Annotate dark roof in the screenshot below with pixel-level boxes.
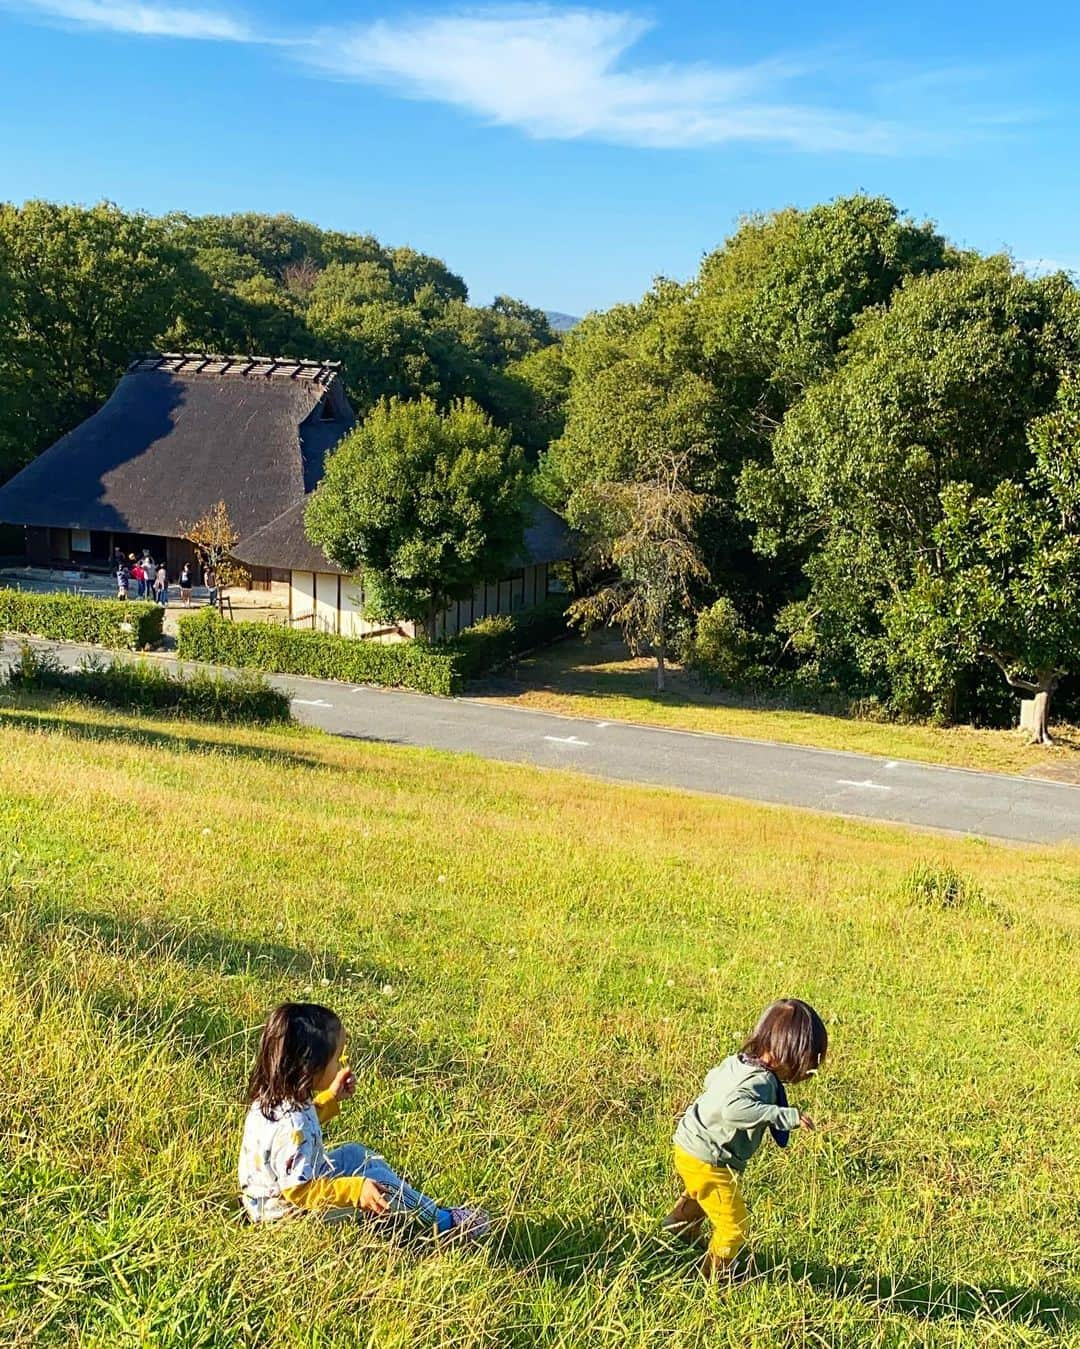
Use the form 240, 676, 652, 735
0, 352, 354, 538
232, 499, 343, 574
233, 496, 576, 574
521, 499, 577, 566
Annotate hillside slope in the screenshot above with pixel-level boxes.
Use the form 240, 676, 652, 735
3, 693, 1078, 1346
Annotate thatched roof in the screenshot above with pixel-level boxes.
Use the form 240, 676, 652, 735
522, 499, 577, 566
0, 353, 354, 538
231, 499, 342, 574
233, 496, 576, 574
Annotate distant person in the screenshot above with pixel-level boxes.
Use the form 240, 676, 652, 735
141, 550, 155, 588
153, 564, 168, 606
130, 560, 145, 599
204, 564, 218, 610
179, 562, 193, 607
664, 998, 827, 1280
238, 1002, 490, 1240
116, 563, 130, 601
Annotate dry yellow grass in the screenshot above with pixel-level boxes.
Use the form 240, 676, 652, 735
473, 632, 1080, 780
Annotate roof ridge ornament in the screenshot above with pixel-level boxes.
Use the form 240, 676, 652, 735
127, 352, 342, 384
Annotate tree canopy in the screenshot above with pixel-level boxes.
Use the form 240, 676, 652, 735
0, 202, 561, 485
538, 194, 1080, 734
304, 397, 528, 628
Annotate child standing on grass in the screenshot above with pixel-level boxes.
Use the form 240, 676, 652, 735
238, 1002, 490, 1240
665, 998, 827, 1279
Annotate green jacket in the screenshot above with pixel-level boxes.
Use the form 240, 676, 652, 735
673, 1053, 801, 1172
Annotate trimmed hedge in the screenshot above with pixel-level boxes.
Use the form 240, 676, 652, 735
6, 644, 291, 724
175, 598, 571, 695
452, 596, 570, 679
176, 608, 462, 696
0, 588, 163, 649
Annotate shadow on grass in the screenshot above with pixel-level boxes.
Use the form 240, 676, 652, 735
0, 701, 329, 771
491, 1215, 694, 1290
33, 903, 397, 986
475, 653, 856, 722
753, 1249, 1079, 1330
486, 1220, 1077, 1331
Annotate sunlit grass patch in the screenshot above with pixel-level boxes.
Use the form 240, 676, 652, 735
473, 632, 1080, 779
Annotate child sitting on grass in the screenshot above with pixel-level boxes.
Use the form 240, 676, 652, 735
238, 1002, 490, 1240
664, 997, 827, 1279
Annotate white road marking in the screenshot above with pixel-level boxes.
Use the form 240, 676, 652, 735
885, 760, 899, 769
292, 698, 333, 708
836, 778, 892, 792
595, 722, 610, 728
544, 735, 591, 747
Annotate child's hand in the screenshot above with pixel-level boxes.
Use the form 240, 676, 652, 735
329, 1067, 357, 1101
359, 1180, 390, 1216
798, 1112, 816, 1131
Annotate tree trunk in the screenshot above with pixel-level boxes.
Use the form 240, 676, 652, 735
1029, 685, 1055, 746
655, 639, 666, 693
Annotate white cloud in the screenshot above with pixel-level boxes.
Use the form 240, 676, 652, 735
15, 0, 254, 40
7, 0, 1018, 155
304, 7, 911, 153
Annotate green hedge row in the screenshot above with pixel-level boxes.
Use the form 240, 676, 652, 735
0, 588, 163, 649
6, 644, 292, 724
176, 608, 462, 695
452, 596, 570, 679
175, 598, 570, 695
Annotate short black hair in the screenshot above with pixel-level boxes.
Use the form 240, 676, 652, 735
246, 1002, 342, 1115
742, 998, 827, 1081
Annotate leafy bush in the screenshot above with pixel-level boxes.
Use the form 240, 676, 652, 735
5, 644, 291, 723
177, 608, 462, 695
0, 588, 163, 649
453, 596, 570, 679
683, 597, 760, 687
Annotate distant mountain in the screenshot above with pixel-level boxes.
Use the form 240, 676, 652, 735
545, 311, 580, 333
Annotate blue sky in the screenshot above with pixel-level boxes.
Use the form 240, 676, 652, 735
1, 1, 1078, 314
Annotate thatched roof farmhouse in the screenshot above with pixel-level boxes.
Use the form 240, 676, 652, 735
0, 352, 574, 639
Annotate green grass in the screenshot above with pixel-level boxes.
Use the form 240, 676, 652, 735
3, 690, 1080, 1347
474, 631, 1080, 780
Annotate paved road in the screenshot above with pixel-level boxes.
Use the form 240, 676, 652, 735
4, 636, 1079, 845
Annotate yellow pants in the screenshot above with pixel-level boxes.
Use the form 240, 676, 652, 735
673, 1145, 748, 1259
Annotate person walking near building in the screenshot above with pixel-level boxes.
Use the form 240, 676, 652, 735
153, 564, 168, 606
204, 564, 218, 610
179, 562, 193, 607
116, 561, 130, 601
130, 559, 145, 599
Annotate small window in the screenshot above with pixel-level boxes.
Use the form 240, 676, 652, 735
71, 529, 91, 553
319, 396, 336, 422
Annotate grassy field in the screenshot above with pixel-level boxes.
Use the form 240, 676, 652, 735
473, 631, 1080, 780
4, 691, 1080, 1347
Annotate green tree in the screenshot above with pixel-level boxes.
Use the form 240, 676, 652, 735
698, 194, 952, 408
0, 200, 189, 480
304, 397, 528, 631
507, 342, 571, 465
884, 378, 1080, 741
546, 198, 949, 625
739, 258, 1080, 711
568, 456, 707, 692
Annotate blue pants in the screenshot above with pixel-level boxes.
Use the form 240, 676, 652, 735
322, 1143, 448, 1228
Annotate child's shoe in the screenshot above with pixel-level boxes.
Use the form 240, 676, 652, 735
442, 1206, 491, 1243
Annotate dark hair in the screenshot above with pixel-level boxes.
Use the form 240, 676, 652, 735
247, 1002, 342, 1114
742, 998, 827, 1082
